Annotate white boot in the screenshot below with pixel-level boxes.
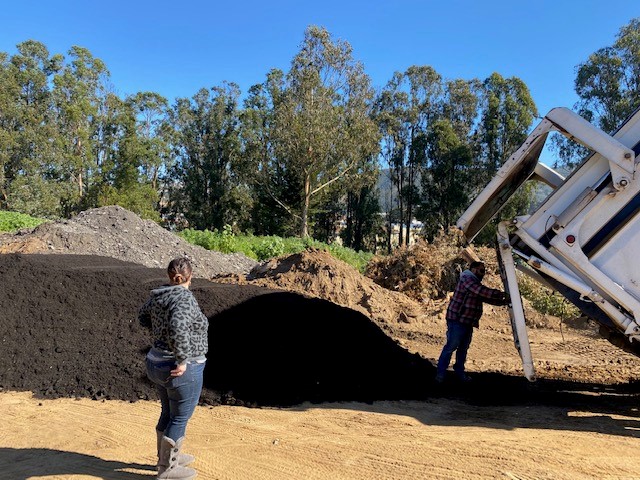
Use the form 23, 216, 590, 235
157, 436, 196, 480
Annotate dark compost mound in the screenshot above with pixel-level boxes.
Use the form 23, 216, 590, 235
0, 254, 433, 406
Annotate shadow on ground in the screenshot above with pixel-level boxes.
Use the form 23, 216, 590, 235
0, 447, 154, 479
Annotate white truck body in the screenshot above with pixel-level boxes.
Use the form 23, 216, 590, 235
457, 107, 640, 380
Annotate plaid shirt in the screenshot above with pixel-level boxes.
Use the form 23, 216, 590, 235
446, 270, 505, 328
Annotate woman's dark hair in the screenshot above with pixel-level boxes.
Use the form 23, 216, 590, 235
470, 261, 485, 270
168, 257, 193, 285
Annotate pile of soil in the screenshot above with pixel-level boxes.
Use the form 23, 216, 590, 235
0, 253, 433, 406
231, 234, 556, 331
0, 205, 257, 278
3, 205, 640, 408
366, 231, 471, 303
215, 248, 425, 326
365, 230, 566, 329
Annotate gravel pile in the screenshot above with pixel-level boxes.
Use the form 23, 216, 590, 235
1, 205, 257, 278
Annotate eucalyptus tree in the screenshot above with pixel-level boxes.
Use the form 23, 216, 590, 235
419, 119, 473, 240
575, 18, 640, 135
478, 73, 537, 182
92, 92, 125, 178
240, 70, 300, 236
441, 78, 481, 140
0, 51, 18, 206
419, 79, 479, 240
375, 65, 442, 247
126, 92, 170, 191
85, 92, 125, 208
168, 82, 244, 231
372, 83, 408, 250
472, 73, 537, 244
1, 40, 64, 216
89, 92, 166, 221
341, 155, 381, 251
52, 46, 108, 213
270, 25, 379, 238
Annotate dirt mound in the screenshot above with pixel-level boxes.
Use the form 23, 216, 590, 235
0, 205, 257, 278
366, 230, 504, 302
3, 205, 632, 411
364, 231, 567, 331
215, 248, 426, 325
0, 254, 433, 406
366, 236, 464, 304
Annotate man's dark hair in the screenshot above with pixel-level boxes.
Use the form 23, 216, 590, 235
470, 261, 485, 270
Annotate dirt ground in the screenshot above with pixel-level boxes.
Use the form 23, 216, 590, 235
3, 207, 640, 479
5, 386, 640, 480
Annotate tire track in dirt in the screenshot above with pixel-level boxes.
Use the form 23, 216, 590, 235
4, 392, 640, 479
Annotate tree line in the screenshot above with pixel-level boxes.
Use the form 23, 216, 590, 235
1, 20, 638, 252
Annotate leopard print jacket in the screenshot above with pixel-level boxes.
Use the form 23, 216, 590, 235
139, 285, 209, 363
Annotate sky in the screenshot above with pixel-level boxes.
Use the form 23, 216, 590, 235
2, 1, 639, 122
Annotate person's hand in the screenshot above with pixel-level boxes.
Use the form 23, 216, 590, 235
170, 363, 187, 377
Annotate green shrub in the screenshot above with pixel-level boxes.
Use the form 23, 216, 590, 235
518, 274, 580, 319
0, 211, 47, 232
324, 243, 373, 273
254, 236, 286, 260
178, 228, 219, 251
219, 224, 236, 254
178, 227, 372, 272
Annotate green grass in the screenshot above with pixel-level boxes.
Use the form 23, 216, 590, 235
178, 226, 373, 272
0, 211, 47, 232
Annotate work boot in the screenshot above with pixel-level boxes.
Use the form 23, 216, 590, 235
156, 429, 194, 467
157, 436, 196, 480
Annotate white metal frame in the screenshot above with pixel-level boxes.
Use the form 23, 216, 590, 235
457, 107, 640, 380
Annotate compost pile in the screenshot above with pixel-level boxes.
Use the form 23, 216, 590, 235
0, 207, 434, 406
3, 206, 638, 408
0, 253, 431, 406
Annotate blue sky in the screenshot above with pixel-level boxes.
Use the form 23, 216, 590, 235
2, 1, 639, 120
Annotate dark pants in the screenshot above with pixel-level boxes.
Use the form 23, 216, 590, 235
436, 321, 474, 379
146, 358, 205, 441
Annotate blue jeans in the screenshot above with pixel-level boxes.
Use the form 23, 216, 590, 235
436, 321, 474, 379
146, 358, 205, 441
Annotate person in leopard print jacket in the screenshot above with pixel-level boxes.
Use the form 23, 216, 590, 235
139, 257, 208, 480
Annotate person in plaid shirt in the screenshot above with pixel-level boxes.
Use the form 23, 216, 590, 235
435, 261, 507, 383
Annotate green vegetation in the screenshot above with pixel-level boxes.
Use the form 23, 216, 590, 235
518, 274, 580, 319
179, 226, 373, 272
3, 19, 637, 250
0, 211, 47, 232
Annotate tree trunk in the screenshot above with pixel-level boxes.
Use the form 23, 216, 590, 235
76, 136, 84, 198
405, 205, 412, 246
301, 173, 311, 238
